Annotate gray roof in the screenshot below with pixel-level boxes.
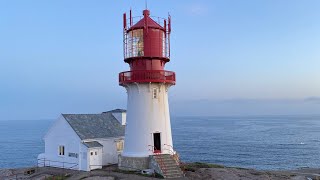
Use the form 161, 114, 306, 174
104, 109, 126, 113
83, 141, 103, 148
62, 112, 125, 140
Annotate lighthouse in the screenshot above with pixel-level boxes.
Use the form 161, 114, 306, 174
118, 9, 177, 171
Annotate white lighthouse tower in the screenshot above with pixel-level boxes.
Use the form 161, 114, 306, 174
118, 9, 176, 171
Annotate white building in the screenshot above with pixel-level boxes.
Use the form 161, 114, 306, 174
38, 109, 126, 171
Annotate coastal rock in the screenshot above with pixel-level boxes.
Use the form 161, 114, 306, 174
83, 176, 115, 180
185, 168, 295, 180
0, 169, 13, 177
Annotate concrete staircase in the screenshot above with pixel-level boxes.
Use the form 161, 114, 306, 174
153, 154, 184, 179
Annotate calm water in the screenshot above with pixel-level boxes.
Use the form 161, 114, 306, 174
1, 116, 320, 170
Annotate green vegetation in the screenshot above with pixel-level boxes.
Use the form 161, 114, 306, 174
112, 169, 138, 174
231, 166, 250, 170
45, 175, 68, 180
181, 162, 225, 172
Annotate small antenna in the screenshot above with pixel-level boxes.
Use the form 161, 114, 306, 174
145, 0, 148, 9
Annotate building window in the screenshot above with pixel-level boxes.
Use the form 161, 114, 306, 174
68, 152, 78, 158
90, 152, 93, 156
153, 88, 158, 99
116, 141, 124, 152
95, 151, 97, 155
59, 146, 65, 156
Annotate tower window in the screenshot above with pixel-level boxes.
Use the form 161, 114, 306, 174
59, 145, 65, 156
153, 88, 158, 99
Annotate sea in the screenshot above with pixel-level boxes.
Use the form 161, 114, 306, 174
1, 115, 320, 170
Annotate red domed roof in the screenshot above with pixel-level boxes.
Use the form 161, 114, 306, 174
128, 10, 164, 31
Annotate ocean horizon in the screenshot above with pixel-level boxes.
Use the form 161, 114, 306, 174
1, 115, 320, 170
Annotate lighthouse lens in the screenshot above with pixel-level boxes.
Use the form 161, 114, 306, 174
128, 29, 144, 57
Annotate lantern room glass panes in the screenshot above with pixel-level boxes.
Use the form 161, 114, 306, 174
128, 29, 144, 57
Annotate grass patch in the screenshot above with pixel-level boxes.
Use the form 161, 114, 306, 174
181, 162, 225, 172
45, 176, 68, 180
231, 167, 250, 170
112, 169, 138, 174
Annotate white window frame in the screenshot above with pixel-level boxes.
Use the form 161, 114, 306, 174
58, 145, 65, 156
116, 141, 124, 152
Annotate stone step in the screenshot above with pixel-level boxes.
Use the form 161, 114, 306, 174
152, 154, 183, 179
157, 161, 177, 165
162, 164, 179, 168
154, 157, 175, 161
158, 163, 180, 168
161, 167, 182, 171
154, 154, 172, 158
159, 164, 180, 169
154, 154, 171, 157
160, 165, 181, 170
156, 160, 175, 164
156, 159, 175, 163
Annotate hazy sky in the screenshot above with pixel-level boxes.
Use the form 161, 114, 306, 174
1, 0, 319, 120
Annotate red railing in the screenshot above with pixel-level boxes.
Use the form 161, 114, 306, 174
119, 70, 176, 85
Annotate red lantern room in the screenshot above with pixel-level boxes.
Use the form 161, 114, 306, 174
119, 9, 176, 85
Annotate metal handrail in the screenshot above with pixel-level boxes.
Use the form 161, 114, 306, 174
148, 144, 161, 153
163, 148, 180, 166
37, 158, 78, 170
119, 70, 176, 85
163, 144, 181, 166
163, 144, 175, 153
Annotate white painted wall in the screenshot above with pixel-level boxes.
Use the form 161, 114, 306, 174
79, 143, 89, 171
89, 138, 124, 165
42, 116, 83, 170
122, 83, 174, 157
112, 112, 127, 125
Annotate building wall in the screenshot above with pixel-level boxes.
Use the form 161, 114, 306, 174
112, 112, 127, 125
42, 116, 85, 170
122, 113, 127, 125
79, 143, 89, 171
93, 138, 124, 165
122, 83, 174, 157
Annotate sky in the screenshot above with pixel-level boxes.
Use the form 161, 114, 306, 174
0, 0, 320, 120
